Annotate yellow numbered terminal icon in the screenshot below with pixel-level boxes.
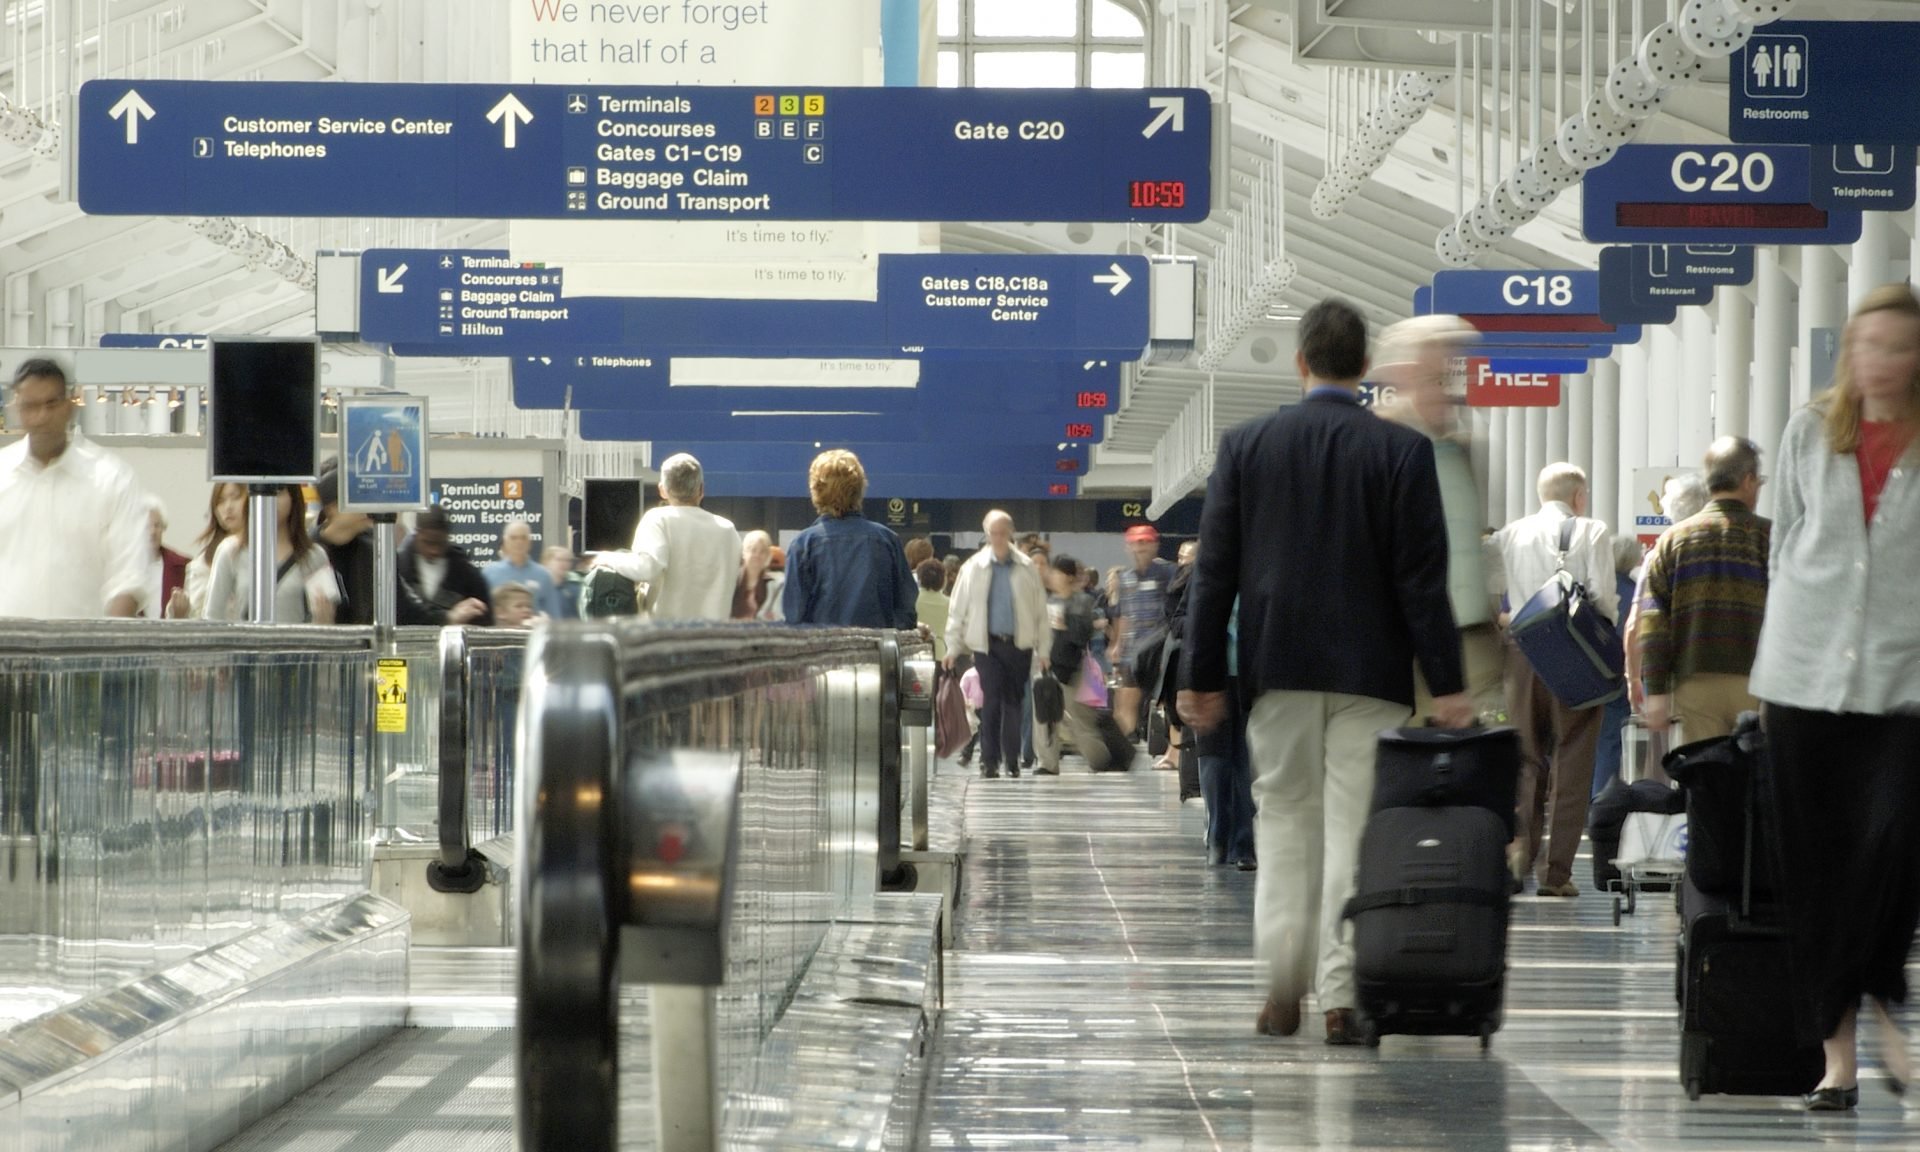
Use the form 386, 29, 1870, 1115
779, 94, 801, 117
804, 94, 826, 116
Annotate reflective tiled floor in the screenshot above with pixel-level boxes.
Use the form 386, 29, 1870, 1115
916, 754, 1918, 1151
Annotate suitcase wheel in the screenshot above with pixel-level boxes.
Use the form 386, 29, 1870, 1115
1612, 895, 1624, 926
1686, 1077, 1702, 1102
1627, 888, 1639, 915
1479, 1020, 1494, 1052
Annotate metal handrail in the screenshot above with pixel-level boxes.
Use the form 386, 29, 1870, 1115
516, 620, 928, 1152
0, 619, 375, 654
428, 626, 530, 892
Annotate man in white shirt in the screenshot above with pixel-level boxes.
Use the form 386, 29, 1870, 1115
1494, 462, 1620, 898
594, 453, 741, 621
0, 359, 150, 619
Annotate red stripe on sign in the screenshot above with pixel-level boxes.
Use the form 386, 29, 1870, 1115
1615, 203, 1828, 230
1460, 314, 1616, 334
1461, 358, 1563, 408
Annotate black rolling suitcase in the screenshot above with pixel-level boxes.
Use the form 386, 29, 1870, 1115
1346, 725, 1521, 1048
1667, 716, 1822, 1100
1345, 804, 1511, 1048
1091, 709, 1134, 771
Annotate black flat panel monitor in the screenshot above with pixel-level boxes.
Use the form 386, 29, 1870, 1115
583, 478, 644, 552
208, 338, 320, 483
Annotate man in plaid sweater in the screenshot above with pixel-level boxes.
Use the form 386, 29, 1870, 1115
1637, 437, 1772, 742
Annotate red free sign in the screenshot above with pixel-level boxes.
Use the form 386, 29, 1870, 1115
1461, 358, 1562, 408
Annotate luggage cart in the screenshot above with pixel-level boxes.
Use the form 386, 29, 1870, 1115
1610, 717, 1688, 925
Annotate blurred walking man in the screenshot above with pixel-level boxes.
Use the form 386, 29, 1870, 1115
1182, 299, 1471, 1045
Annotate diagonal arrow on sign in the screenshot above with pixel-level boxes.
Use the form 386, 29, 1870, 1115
1143, 95, 1185, 139
376, 264, 408, 293
1092, 263, 1133, 296
486, 93, 534, 149
108, 89, 155, 145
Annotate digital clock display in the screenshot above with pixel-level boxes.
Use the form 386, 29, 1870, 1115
1075, 391, 1110, 409
1129, 180, 1188, 210
1064, 422, 1095, 440
1048, 483, 1073, 496
1056, 459, 1082, 473
1615, 203, 1827, 230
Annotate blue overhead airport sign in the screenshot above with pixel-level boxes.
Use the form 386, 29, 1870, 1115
1582, 144, 1861, 245
1598, 247, 1679, 327
579, 407, 1105, 445
512, 355, 1121, 412
78, 80, 1211, 223
100, 333, 209, 349
1431, 270, 1637, 347
360, 250, 1150, 357
1433, 270, 1601, 315
1729, 22, 1920, 145
1811, 144, 1917, 213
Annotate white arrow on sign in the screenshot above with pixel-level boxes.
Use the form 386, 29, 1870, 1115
1142, 95, 1185, 139
487, 93, 534, 149
376, 264, 408, 294
1092, 263, 1133, 296
109, 89, 156, 145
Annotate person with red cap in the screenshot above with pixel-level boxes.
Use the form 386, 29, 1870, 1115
1113, 523, 1176, 745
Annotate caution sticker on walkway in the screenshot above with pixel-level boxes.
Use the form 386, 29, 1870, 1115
376, 658, 409, 734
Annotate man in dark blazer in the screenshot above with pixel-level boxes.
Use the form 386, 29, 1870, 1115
1180, 298, 1473, 1046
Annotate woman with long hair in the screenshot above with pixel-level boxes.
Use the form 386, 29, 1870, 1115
203, 484, 340, 624
1751, 282, 1920, 1111
169, 482, 248, 619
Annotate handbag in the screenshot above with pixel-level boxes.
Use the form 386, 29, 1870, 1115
934, 669, 972, 760
1508, 518, 1624, 710
1076, 654, 1108, 709
1032, 676, 1066, 726
580, 567, 640, 620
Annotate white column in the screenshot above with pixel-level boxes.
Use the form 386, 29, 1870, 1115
1618, 337, 1650, 527
1646, 323, 1682, 467
1713, 286, 1754, 441
1567, 371, 1594, 478
1546, 385, 1571, 466
1591, 358, 1621, 536
1909, 199, 1920, 285
1525, 407, 1548, 509
1798, 244, 1847, 406
1505, 407, 1528, 524
1849, 209, 1896, 310
1478, 407, 1503, 532
1752, 246, 1795, 517
1677, 305, 1716, 470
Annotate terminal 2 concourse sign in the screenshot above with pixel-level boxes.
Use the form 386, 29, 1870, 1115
77, 81, 1211, 223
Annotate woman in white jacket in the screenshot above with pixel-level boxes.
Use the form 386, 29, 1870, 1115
944, 510, 1048, 779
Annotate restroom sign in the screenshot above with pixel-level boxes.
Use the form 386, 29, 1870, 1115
1461, 358, 1561, 407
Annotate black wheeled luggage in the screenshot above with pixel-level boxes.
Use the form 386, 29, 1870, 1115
1371, 725, 1522, 837
1678, 875, 1822, 1100
1667, 714, 1821, 1100
1345, 804, 1511, 1048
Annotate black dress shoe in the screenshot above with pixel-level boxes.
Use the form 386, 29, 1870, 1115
1008, 765, 1021, 778
1803, 1086, 1859, 1112
1236, 858, 1258, 872
981, 765, 1001, 779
